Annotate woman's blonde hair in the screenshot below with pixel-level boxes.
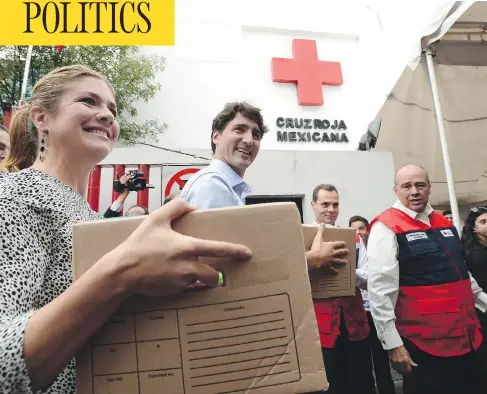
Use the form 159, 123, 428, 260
0, 65, 114, 173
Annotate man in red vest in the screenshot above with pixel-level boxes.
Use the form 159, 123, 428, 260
309, 184, 375, 394
368, 165, 487, 394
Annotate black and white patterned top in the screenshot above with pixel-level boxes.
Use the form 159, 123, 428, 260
0, 168, 102, 393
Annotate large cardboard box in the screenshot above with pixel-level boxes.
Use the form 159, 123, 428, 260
72, 203, 327, 394
302, 225, 357, 299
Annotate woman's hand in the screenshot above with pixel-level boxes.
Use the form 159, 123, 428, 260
114, 198, 253, 297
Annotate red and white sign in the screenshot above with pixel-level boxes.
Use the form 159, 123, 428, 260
163, 167, 201, 197
271, 39, 343, 107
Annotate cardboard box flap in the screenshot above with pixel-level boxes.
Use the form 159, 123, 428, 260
73, 202, 328, 393
302, 225, 356, 299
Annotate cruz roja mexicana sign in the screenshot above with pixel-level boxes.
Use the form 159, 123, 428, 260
276, 117, 349, 143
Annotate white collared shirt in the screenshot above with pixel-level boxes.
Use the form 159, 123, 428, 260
367, 200, 487, 350
109, 200, 123, 212
180, 159, 252, 209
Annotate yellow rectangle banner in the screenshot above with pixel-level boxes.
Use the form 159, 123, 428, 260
0, 0, 174, 46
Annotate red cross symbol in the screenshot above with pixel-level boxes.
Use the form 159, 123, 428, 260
271, 39, 343, 106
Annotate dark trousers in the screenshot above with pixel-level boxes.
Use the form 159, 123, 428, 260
307, 310, 376, 394
367, 312, 396, 394
477, 308, 487, 361
402, 337, 487, 394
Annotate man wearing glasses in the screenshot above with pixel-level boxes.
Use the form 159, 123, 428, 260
367, 164, 487, 394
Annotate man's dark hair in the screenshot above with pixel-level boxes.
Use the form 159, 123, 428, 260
211, 101, 268, 154
0, 124, 8, 133
349, 215, 369, 228
125, 205, 149, 216
462, 206, 487, 252
443, 209, 452, 216
312, 184, 338, 202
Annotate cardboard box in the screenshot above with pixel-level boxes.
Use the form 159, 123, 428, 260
301, 225, 357, 299
73, 203, 327, 394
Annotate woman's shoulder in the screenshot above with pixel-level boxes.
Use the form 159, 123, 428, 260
0, 169, 61, 204
0, 169, 101, 221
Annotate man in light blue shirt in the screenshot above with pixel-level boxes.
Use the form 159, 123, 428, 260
181, 102, 268, 209
180, 100, 348, 270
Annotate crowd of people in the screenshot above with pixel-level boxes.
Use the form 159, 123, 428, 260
0, 64, 486, 394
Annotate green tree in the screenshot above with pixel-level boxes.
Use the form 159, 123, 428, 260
0, 46, 166, 142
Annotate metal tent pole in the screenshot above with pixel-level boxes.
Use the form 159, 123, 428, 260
425, 47, 461, 233
20, 46, 34, 105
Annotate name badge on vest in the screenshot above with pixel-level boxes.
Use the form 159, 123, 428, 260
406, 232, 428, 242
440, 229, 454, 237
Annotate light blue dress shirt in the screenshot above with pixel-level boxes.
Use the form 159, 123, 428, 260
180, 159, 252, 209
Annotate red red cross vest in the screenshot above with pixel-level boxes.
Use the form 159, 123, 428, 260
370, 208, 482, 357
313, 233, 370, 348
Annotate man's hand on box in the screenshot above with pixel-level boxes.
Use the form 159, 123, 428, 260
306, 225, 349, 274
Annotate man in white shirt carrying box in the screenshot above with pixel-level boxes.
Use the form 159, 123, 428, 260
181, 101, 347, 280
308, 184, 375, 394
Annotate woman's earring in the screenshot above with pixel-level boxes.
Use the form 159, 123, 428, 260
39, 132, 47, 162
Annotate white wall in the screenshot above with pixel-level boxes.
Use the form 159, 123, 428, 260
127, 0, 377, 152
100, 148, 395, 224
245, 150, 396, 225
99, 1, 408, 217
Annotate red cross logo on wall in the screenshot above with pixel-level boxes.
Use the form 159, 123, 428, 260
271, 39, 343, 106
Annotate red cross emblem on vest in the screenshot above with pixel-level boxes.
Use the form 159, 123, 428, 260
271, 39, 343, 106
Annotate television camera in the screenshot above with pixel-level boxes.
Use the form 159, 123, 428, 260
113, 169, 155, 193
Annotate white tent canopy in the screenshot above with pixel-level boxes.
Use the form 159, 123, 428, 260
369, 1, 487, 228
